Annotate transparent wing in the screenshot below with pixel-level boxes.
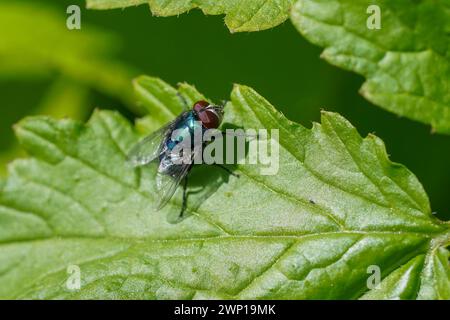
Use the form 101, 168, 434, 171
127, 120, 179, 167
156, 163, 192, 210
155, 140, 203, 210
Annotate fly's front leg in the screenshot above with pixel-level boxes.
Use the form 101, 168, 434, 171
177, 92, 189, 111
180, 175, 189, 217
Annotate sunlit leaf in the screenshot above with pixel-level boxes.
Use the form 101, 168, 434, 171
0, 76, 448, 299
291, 0, 450, 134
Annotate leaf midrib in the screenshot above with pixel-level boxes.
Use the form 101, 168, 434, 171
0, 230, 443, 247
4, 230, 443, 299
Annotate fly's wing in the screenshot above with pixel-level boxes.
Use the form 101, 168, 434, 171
127, 114, 186, 167
156, 163, 192, 210
155, 140, 202, 210
127, 125, 170, 167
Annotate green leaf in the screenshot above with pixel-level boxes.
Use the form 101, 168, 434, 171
0, 79, 89, 177
87, 0, 450, 132
0, 2, 139, 177
1, 76, 449, 299
0, 2, 137, 107
290, 0, 450, 134
86, 0, 297, 32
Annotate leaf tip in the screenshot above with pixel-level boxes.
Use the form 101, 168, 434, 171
13, 116, 36, 135
132, 74, 150, 86
319, 110, 340, 122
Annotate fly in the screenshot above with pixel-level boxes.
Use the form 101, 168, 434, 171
127, 100, 238, 217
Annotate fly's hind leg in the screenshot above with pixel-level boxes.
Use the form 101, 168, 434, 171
214, 163, 240, 178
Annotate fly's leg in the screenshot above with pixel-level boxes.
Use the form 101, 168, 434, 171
177, 92, 189, 111
180, 175, 189, 217
214, 163, 240, 178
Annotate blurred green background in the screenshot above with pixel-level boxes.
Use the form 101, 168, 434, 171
1, 0, 449, 219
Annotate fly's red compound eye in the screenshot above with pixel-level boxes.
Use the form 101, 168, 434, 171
193, 100, 210, 112
193, 100, 222, 129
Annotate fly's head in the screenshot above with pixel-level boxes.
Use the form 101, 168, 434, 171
193, 100, 224, 129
